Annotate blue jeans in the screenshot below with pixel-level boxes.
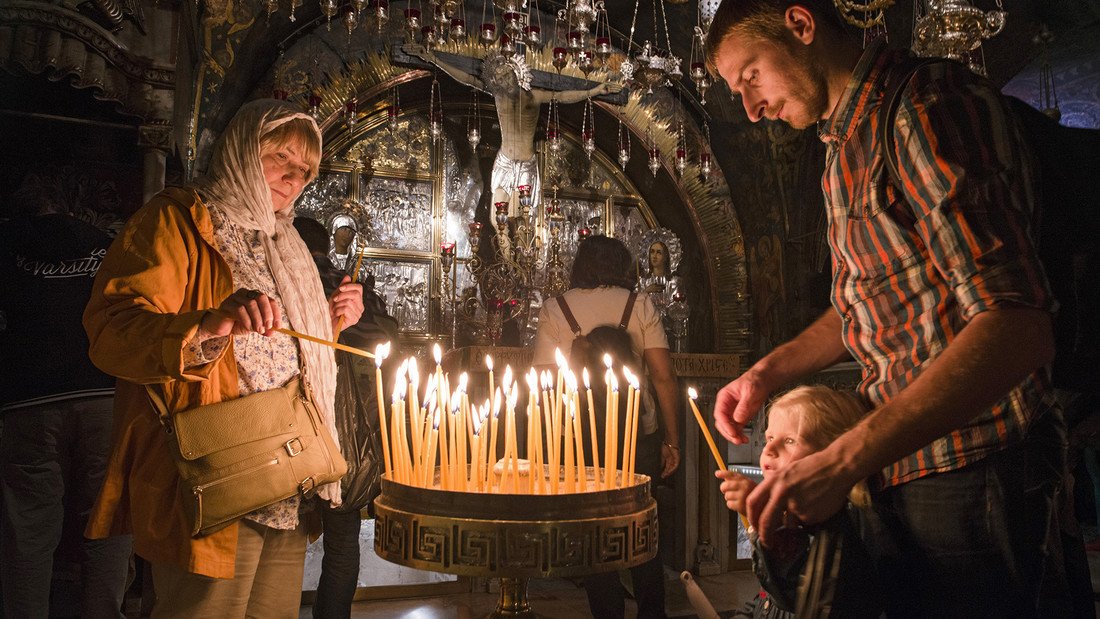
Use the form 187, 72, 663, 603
863, 410, 1067, 619
312, 503, 364, 619
0, 397, 133, 619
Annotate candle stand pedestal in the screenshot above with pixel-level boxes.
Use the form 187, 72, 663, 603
373, 470, 657, 618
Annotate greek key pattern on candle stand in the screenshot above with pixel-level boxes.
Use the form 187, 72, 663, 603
372, 499, 658, 578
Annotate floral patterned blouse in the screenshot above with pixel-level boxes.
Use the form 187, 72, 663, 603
184, 205, 304, 529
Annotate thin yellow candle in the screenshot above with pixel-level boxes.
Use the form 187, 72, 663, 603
486, 354, 495, 410
563, 393, 575, 493
526, 370, 539, 494
541, 372, 558, 495
390, 399, 405, 484
456, 375, 469, 490
610, 373, 620, 489
509, 383, 521, 493
449, 396, 462, 491
622, 367, 636, 489
424, 408, 440, 488
688, 387, 726, 472
471, 411, 482, 493
482, 400, 493, 490
408, 358, 420, 428
626, 372, 642, 485
418, 395, 436, 486
438, 386, 450, 490
374, 343, 392, 476
688, 387, 749, 531
415, 380, 436, 474
569, 375, 586, 492
489, 390, 502, 490
582, 368, 600, 492
603, 356, 614, 489
533, 395, 544, 494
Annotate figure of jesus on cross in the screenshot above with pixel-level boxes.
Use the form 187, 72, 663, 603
404, 44, 621, 225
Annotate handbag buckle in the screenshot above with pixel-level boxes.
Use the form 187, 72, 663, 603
285, 438, 304, 457
299, 477, 315, 493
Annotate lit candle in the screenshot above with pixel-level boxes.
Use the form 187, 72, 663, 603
526, 369, 539, 494
569, 372, 586, 491
626, 372, 641, 485
408, 358, 420, 427
457, 374, 469, 490
375, 343, 391, 475
424, 407, 440, 488
583, 368, 600, 492
417, 380, 436, 475
471, 406, 483, 492
438, 382, 450, 490
610, 373, 619, 489
563, 392, 575, 494
688, 387, 726, 470
486, 354, 495, 409
504, 383, 520, 493
489, 389, 501, 490
449, 395, 462, 491
622, 367, 636, 488
542, 372, 558, 495
603, 354, 615, 490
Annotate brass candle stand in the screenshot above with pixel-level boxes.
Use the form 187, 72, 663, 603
447, 186, 572, 346
373, 468, 658, 618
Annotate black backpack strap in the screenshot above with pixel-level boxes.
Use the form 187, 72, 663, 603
556, 295, 583, 337
618, 292, 637, 329
878, 58, 943, 190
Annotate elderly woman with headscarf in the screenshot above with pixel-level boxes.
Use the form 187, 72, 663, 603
82, 99, 362, 617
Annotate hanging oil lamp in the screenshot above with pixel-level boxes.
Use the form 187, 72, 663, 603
345, 99, 358, 132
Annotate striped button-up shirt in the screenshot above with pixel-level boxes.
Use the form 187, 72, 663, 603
819, 40, 1056, 487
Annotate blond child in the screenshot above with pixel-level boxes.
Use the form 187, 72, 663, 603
718, 385, 879, 618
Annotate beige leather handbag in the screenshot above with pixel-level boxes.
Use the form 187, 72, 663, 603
148, 376, 347, 537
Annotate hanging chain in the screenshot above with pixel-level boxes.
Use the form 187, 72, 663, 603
659, 0, 673, 54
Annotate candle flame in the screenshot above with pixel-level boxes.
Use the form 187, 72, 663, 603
610, 373, 619, 391
628, 374, 640, 390
432, 407, 441, 429
565, 370, 577, 392
493, 388, 503, 417
392, 379, 406, 402
603, 353, 613, 369
555, 348, 567, 368
433, 343, 442, 364
458, 372, 468, 392
409, 358, 419, 386
502, 365, 513, 388
526, 370, 538, 390
451, 391, 462, 413
583, 367, 590, 389
472, 409, 483, 434
623, 366, 634, 384
688, 387, 698, 400
374, 342, 389, 367
486, 354, 493, 371
423, 379, 437, 401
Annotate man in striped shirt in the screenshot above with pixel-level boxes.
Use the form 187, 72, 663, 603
704, 0, 1066, 616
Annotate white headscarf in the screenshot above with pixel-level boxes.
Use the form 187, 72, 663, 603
195, 99, 342, 505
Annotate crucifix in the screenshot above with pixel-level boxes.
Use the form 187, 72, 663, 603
396, 45, 625, 231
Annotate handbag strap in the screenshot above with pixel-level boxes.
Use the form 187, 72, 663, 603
144, 371, 311, 434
